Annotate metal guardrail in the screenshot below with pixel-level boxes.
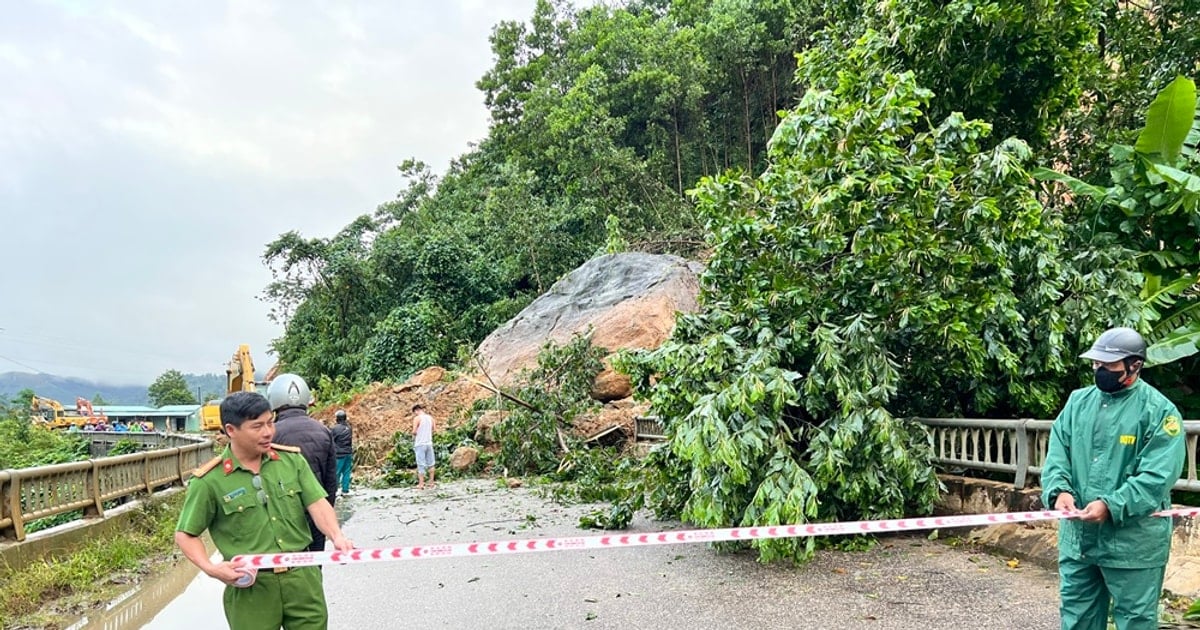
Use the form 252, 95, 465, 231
0, 432, 215, 541
915, 418, 1200, 492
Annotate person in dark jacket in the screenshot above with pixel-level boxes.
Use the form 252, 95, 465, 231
265, 373, 338, 552
331, 410, 353, 495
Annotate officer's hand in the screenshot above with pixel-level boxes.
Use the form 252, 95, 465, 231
1054, 492, 1078, 513
332, 535, 355, 552
208, 561, 245, 585
1077, 500, 1110, 523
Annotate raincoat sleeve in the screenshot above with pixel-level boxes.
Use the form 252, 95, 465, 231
1100, 403, 1186, 526
1040, 392, 1078, 508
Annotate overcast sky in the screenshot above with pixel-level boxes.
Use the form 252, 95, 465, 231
0, 0, 539, 385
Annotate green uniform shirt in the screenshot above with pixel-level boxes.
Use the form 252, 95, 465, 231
177, 445, 327, 559
1041, 379, 1185, 568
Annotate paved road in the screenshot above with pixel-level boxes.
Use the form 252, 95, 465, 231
323, 479, 1061, 630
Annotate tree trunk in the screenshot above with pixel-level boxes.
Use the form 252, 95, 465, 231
741, 67, 753, 171
673, 113, 683, 196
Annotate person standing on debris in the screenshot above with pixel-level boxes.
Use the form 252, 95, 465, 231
331, 410, 353, 495
412, 404, 436, 489
175, 391, 354, 629
267, 374, 339, 552
1041, 327, 1185, 630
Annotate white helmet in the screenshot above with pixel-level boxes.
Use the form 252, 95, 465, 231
266, 373, 312, 410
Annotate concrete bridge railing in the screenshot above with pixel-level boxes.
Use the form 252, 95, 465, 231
0, 432, 215, 541
914, 418, 1200, 492
634, 415, 1200, 493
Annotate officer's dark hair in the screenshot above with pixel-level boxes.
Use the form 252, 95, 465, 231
412, 404, 424, 412
220, 392, 273, 429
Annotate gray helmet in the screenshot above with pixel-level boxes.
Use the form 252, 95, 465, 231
1079, 327, 1147, 363
266, 373, 312, 410
335, 409, 347, 421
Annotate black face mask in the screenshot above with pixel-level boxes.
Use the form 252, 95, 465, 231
1094, 366, 1126, 392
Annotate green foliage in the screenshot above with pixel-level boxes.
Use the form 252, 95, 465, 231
1035, 76, 1200, 412
551, 448, 645, 530
1185, 597, 1200, 622
1056, 0, 1200, 178
860, 0, 1102, 149
106, 439, 142, 457
0, 420, 88, 469
312, 374, 364, 409
1136, 76, 1197, 162
362, 301, 456, 383
619, 31, 1133, 563
251, 0, 1200, 469
491, 332, 605, 476
602, 214, 627, 255
146, 369, 197, 407
263, 0, 824, 386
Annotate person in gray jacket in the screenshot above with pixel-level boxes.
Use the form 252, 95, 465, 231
331, 410, 354, 495
266, 373, 338, 552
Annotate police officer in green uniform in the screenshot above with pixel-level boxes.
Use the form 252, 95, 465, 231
1041, 327, 1186, 630
175, 391, 354, 630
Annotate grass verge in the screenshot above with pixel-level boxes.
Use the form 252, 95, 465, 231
0, 492, 183, 629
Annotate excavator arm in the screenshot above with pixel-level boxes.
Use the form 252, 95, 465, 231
201, 344, 264, 431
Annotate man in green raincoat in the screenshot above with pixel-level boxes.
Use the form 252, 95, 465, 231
1041, 327, 1186, 630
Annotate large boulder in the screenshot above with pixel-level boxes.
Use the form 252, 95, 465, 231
449, 446, 480, 472
474, 410, 509, 444
591, 365, 632, 402
475, 253, 703, 386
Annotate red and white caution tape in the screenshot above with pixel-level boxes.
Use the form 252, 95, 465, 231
233, 507, 1200, 570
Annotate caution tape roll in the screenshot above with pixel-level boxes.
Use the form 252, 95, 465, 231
233, 507, 1200, 569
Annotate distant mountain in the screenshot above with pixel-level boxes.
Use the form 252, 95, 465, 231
183, 373, 229, 402
0, 372, 149, 405
0, 371, 231, 406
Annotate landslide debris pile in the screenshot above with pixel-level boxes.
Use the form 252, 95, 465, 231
312, 252, 703, 466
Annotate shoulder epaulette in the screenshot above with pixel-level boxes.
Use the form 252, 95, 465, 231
271, 443, 302, 453
193, 456, 222, 478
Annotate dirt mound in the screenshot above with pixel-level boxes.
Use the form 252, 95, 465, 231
312, 367, 492, 466
311, 254, 703, 468
569, 399, 650, 444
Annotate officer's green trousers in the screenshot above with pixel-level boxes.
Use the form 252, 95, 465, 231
1058, 558, 1163, 630
223, 566, 327, 630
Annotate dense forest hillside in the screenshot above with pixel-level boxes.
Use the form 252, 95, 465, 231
263, 0, 1198, 415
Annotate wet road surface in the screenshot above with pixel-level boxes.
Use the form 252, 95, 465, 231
129, 478, 1061, 629
324, 480, 1060, 629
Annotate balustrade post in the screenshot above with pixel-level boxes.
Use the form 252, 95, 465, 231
0, 472, 9, 540
1014, 419, 1030, 489
5, 473, 26, 541
176, 447, 186, 485
84, 460, 104, 519
142, 452, 151, 494
1188, 434, 1198, 489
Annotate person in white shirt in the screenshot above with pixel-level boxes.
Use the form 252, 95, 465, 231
411, 404, 436, 489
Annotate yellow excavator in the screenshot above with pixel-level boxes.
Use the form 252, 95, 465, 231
31, 396, 108, 429
199, 344, 264, 431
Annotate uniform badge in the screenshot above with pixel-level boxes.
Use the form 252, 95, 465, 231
1119, 434, 1136, 445
223, 487, 247, 502
1164, 415, 1181, 437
